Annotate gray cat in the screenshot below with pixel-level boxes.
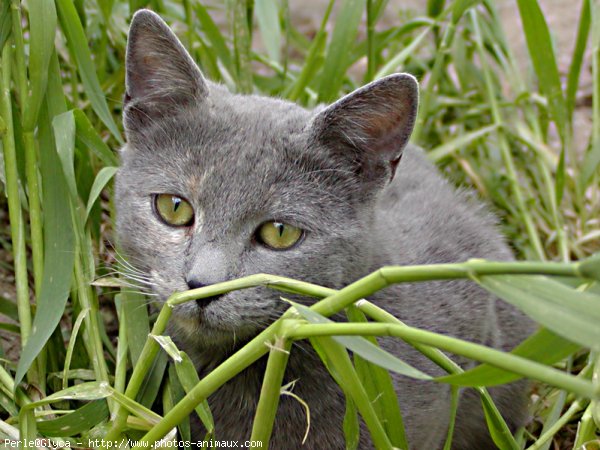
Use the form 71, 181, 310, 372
116, 9, 534, 450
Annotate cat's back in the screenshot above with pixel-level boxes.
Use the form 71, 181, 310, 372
375, 145, 513, 267
371, 147, 534, 449
371, 145, 511, 343
372, 145, 532, 353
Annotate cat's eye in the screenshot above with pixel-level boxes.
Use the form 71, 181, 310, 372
154, 194, 194, 227
257, 221, 303, 250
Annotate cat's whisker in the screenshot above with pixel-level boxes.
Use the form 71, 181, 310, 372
107, 246, 149, 276
95, 269, 156, 288
105, 275, 156, 292
96, 267, 150, 280
102, 288, 159, 299
118, 273, 156, 286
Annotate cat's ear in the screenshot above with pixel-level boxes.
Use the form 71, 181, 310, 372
310, 73, 418, 185
124, 9, 208, 134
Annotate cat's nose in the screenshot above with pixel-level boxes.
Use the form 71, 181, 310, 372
186, 278, 224, 307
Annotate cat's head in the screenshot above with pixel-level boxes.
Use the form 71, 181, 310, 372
116, 10, 418, 348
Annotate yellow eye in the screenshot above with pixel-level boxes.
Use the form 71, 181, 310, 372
154, 194, 194, 226
257, 221, 303, 250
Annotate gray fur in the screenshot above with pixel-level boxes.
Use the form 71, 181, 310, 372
116, 9, 534, 449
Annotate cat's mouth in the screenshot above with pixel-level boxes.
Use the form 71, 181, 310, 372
166, 286, 277, 345
195, 294, 225, 309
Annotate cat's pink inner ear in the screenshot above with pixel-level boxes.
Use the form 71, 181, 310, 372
361, 102, 415, 152
312, 73, 418, 182
127, 53, 161, 97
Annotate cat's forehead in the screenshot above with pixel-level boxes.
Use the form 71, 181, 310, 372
121, 91, 347, 227
127, 89, 310, 169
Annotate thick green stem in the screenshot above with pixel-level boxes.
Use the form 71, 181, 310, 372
1, 44, 33, 376
357, 300, 517, 447
0, 365, 31, 408
250, 334, 292, 447
11, 0, 44, 295
286, 323, 595, 399
316, 336, 393, 449
170, 274, 335, 306
112, 259, 583, 444
10, 0, 28, 110
357, 300, 461, 373
137, 322, 277, 445
23, 132, 44, 294
442, 386, 459, 450
11, 0, 47, 390
312, 260, 579, 318
73, 233, 111, 411
103, 305, 173, 443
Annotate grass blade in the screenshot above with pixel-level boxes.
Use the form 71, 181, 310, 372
515, 0, 567, 142
0, 1, 10, 50
120, 291, 149, 366
36, 400, 108, 436
1, 43, 33, 380
55, 0, 123, 144
52, 111, 78, 199
581, 0, 600, 186
73, 109, 118, 167
427, 0, 445, 17
342, 393, 360, 450
193, 3, 235, 81
24, 0, 56, 130
166, 364, 191, 442
311, 336, 393, 449
291, 301, 431, 380
346, 305, 408, 449
375, 26, 431, 78
285, 0, 334, 101
438, 327, 580, 386
232, 0, 253, 93
427, 124, 498, 162
476, 275, 600, 350
566, 0, 591, 123
481, 393, 520, 450
62, 308, 89, 390
255, 0, 281, 64
442, 386, 459, 450
15, 97, 76, 388
318, 0, 365, 102
85, 166, 117, 219
153, 335, 214, 434
0, 296, 18, 321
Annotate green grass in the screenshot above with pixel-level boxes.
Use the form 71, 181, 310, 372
0, 0, 599, 448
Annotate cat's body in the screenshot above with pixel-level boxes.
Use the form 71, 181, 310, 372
116, 10, 534, 449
